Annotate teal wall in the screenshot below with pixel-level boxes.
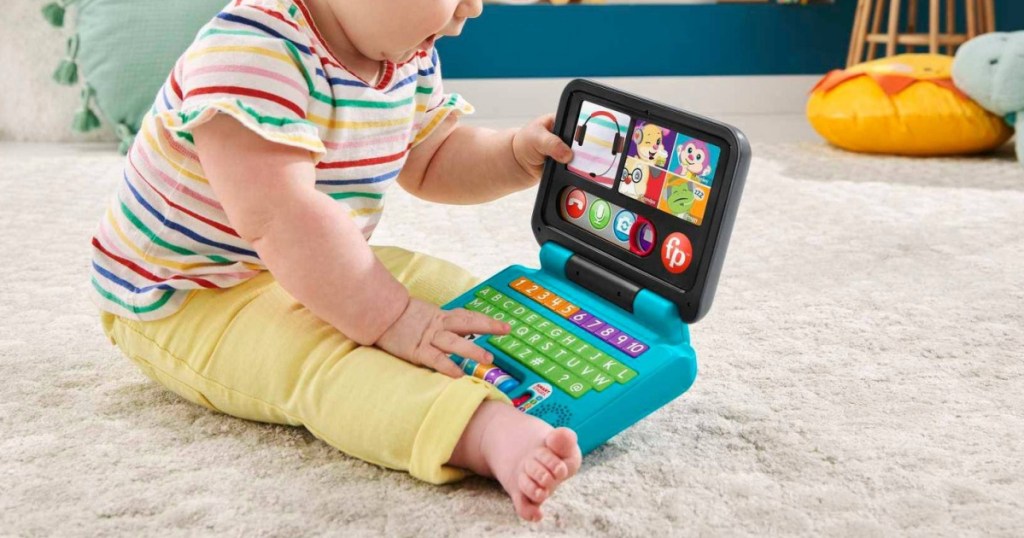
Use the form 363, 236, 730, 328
437, 1, 1024, 78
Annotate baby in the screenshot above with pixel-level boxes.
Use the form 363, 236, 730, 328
91, 0, 581, 521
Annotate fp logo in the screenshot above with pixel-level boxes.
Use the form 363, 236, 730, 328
661, 232, 692, 274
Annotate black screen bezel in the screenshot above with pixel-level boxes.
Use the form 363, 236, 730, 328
531, 79, 750, 323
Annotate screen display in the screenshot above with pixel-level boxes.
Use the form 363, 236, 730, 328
566, 100, 721, 227
618, 121, 720, 226
566, 101, 632, 188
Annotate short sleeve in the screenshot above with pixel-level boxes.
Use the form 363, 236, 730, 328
157, 4, 325, 160
410, 48, 474, 148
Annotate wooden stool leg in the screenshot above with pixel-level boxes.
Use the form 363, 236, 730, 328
867, 0, 886, 60
849, 0, 872, 66
929, 0, 940, 53
908, 0, 918, 52
985, 0, 996, 33
887, 0, 902, 57
946, 0, 956, 54
966, 0, 978, 41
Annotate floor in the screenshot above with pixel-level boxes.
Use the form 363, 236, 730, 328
2, 129, 1022, 536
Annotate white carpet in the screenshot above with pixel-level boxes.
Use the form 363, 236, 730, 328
1, 142, 1022, 536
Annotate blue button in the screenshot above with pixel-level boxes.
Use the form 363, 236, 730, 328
613, 210, 635, 242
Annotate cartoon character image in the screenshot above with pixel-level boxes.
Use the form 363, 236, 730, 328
674, 139, 713, 181
621, 124, 670, 199
659, 177, 696, 216
633, 124, 669, 167
642, 166, 668, 206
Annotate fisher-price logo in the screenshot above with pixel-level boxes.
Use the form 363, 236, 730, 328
661, 232, 693, 274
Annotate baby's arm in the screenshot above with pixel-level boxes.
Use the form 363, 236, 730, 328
398, 114, 574, 204
194, 115, 507, 377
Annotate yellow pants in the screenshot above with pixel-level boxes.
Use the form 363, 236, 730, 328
101, 247, 508, 484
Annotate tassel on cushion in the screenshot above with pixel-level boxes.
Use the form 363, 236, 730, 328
53, 35, 80, 86
41, 1, 66, 27
115, 123, 136, 154
41, 0, 77, 28
73, 85, 101, 133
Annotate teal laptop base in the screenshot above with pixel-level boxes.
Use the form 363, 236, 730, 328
443, 242, 696, 455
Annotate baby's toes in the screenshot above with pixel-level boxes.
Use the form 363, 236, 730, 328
535, 447, 570, 481
526, 456, 557, 489
511, 489, 543, 522
518, 467, 548, 504
544, 427, 583, 476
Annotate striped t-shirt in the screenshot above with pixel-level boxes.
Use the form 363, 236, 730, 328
90, 0, 473, 321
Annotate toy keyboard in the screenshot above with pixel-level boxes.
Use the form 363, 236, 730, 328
446, 243, 695, 455
442, 80, 749, 454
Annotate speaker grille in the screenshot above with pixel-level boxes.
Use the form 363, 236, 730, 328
532, 403, 573, 427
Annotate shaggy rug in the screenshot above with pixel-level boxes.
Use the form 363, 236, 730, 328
1, 142, 1021, 536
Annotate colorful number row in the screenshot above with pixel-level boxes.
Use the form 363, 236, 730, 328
509, 277, 649, 358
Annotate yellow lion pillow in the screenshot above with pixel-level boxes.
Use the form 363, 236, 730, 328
807, 54, 1011, 156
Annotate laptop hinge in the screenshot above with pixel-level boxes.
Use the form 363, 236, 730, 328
563, 254, 640, 313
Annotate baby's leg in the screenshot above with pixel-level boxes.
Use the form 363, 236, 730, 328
100, 247, 580, 516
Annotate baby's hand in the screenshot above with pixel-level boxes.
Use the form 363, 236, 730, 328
375, 298, 510, 378
512, 114, 574, 180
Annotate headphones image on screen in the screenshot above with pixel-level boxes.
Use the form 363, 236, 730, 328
573, 110, 627, 178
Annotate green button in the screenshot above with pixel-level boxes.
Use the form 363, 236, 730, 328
521, 311, 543, 327
614, 364, 638, 384
547, 346, 574, 369
494, 297, 525, 316
533, 336, 561, 360
534, 320, 565, 340
510, 324, 533, 341
561, 375, 593, 395
475, 287, 498, 300
595, 355, 624, 376
576, 362, 615, 392
561, 355, 590, 377
519, 330, 546, 350
520, 353, 550, 373
490, 334, 522, 356
563, 339, 597, 360
543, 364, 591, 398
581, 347, 611, 365
491, 310, 512, 323
505, 317, 523, 329
465, 298, 498, 317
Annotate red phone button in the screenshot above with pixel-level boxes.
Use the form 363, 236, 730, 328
661, 232, 693, 273
629, 217, 656, 256
564, 188, 587, 219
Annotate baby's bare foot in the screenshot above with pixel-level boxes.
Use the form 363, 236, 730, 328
499, 427, 582, 521
473, 404, 582, 521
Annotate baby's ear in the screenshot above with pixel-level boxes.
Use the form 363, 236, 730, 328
633, 128, 643, 144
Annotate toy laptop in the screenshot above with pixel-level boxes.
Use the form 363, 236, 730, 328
443, 79, 750, 454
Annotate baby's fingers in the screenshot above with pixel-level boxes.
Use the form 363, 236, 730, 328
433, 331, 494, 365
424, 348, 465, 379
535, 128, 573, 164
443, 308, 509, 336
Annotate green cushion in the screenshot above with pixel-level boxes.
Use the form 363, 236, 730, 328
46, 0, 227, 151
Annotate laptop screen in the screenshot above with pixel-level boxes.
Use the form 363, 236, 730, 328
534, 81, 749, 323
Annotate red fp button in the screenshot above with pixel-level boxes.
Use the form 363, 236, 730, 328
661, 232, 693, 273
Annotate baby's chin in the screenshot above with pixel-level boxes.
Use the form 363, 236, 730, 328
391, 36, 437, 63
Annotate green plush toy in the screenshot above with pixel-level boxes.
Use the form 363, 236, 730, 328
43, 0, 226, 153
952, 32, 1024, 167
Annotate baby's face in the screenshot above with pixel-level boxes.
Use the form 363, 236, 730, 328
325, 0, 482, 63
